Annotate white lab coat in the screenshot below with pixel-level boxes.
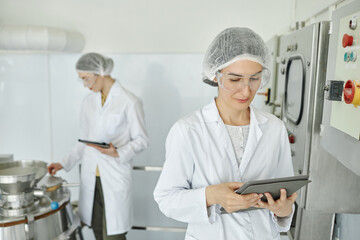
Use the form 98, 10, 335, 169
154, 99, 294, 240
61, 81, 148, 235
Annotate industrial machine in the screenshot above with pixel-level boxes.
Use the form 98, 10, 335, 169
275, 2, 360, 239
321, 0, 360, 178
277, 21, 335, 240
321, 1, 360, 239
0, 160, 82, 240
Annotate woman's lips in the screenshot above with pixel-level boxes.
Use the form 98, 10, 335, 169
235, 98, 249, 103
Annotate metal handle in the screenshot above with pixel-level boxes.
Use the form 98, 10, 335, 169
61, 183, 80, 188
25, 214, 35, 240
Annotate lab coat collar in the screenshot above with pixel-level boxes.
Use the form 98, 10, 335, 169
102, 80, 123, 100
202, 98, 268, 178
95, 80, 123, 110
108, 80, 123, 96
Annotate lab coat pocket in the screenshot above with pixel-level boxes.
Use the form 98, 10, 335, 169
105, 114, 125, 135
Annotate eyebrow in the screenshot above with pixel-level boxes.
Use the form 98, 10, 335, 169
228, 71, 262, 77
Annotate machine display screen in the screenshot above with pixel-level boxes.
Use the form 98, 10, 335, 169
285, 57, 305, 124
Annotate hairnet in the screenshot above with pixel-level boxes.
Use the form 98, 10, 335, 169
76, 52, 114, 76
202, 27, 270, 88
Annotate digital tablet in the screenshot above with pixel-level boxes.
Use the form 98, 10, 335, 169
220, 175, 311, 214
78, 139, 110, 148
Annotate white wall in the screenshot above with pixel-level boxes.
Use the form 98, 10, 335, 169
0, 0, 293, 53
295, 0, 339, 21
294, 0, 354, 25
0, 55, 52, 160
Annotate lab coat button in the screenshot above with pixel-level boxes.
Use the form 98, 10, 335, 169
288, 134, 295, 144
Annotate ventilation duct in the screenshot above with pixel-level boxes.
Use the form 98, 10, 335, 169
0, 25, 85, 52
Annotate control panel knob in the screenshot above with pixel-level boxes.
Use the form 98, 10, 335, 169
349, 18, 357, 30
344, 52, 350, 62
288, 134, 295, 144
342, 34, 354, 48
350, 51, 357, 62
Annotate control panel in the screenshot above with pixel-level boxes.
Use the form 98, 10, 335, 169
330, 11, 360, 140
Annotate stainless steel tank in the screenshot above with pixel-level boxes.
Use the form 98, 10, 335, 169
0, 160, 82, 240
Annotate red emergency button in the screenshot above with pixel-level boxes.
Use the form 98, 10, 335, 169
343, 80, 360, 107
342, 34, 354, 48
288, 135, 295, 144
344, 80, 355, 104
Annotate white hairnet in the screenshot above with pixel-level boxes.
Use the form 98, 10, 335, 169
76, 52, 114, 76
202, 27, 270, 88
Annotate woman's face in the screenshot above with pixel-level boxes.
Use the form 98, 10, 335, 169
78, 72, 103, 92
215, 60, 263, 111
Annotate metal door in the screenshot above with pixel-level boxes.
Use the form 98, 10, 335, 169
278, 24, 321, 179
277, 22, 335, 240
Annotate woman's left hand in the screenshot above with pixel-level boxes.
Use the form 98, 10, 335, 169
254, 189, 297, 217
86, 143, 119, 158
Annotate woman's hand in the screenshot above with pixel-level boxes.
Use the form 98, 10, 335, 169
47, 163, 63, 175
206, 182, 263, 213
86, 143, 119, 157
254, 189, 297, 217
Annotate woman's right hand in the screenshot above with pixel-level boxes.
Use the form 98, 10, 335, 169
47, 163, 63, 175
205, 182, 263, 213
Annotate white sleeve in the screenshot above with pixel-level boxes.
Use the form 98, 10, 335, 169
154, 122, 212, 224
270, 122, 295, 231
270, 204, 295, 232
60, 100, 88, 172
114, 100, 149, 163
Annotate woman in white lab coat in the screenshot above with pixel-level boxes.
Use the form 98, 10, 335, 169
154, 28, 297, 240
47, 53, 148, 240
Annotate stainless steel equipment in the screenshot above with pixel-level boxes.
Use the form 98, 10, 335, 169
0, 160, 82, 240
277, 22, 335, 240
277, 11, 360, 239
321, 0, 360, 177
320, 1, 360, 239
0, 160, 46, 194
